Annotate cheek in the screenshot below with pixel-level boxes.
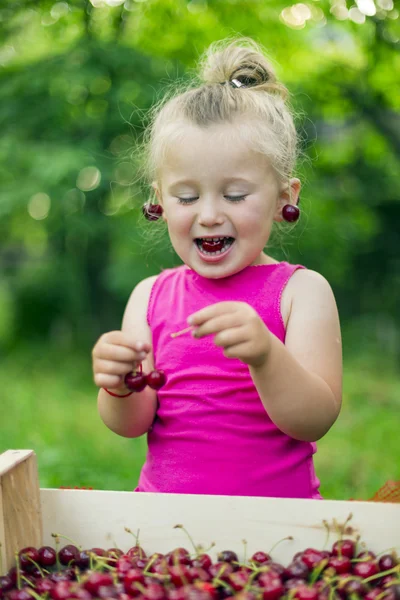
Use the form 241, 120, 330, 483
238, 206, 270, 234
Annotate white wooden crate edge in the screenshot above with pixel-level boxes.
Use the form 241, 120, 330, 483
41, 488, 400, 565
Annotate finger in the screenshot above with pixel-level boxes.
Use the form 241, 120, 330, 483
94, 359, 136, 376
101, 331, 152, 353
94, 344, 144, 363
213, 326, 248, 349
193, 314, 244, 338
223, 341, 262, 362
188, 302, 239, 326
94, 373, 124, 389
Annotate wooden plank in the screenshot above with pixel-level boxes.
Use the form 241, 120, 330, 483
41, 489, 400, 564
0, 450, 42, 575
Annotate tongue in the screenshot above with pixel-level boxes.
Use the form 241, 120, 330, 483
201, 239, 225, 252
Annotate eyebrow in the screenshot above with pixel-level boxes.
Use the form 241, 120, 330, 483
168, 177, 252, 187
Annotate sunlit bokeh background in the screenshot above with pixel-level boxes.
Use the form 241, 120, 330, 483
1, 0, 399, 500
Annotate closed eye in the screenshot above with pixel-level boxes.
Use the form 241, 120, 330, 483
224, 195, 247, 202
177, 197, 198, 204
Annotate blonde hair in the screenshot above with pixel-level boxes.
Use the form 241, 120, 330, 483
144, 37, 298, 188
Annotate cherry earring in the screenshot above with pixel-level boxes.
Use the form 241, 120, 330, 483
142, 202, 163, 221
282, 204, 300, 223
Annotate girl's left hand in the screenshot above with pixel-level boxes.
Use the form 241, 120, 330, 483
188, 301, 271, 368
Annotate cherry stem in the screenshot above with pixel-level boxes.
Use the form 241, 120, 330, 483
242, 539, 248, 564
322, 519, 331, 551
143, 554, 159, 574
170, 326, 193, 338
124, 527, 141, 548
173, 524, 199, 557
21, 575, 34, 588
26, 556, 46, 578
51, 535, 61, 571
51, 532, 82, 551
363, 565, 400, 584
27, 589, 45, 600
310, 559, 329, 585
268, 536, 294, 556
134, 582, 147, 595
212, 577, 234, 593
14, 552, 21, 590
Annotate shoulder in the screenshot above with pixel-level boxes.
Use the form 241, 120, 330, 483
123, 275, 158, 324
287, 268, 339, 322
281, 268, 338, 327
288, 268, 336, 302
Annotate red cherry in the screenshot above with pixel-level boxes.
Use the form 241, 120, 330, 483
327, 555, 352, 574
18, 546, 39, 571
208, 562, 234, 581
76, 550, 90, 570
285, 578, 308, 591
284, 560, 309, 580
352, 561, 379, 578
192, 554, 213, 571
83, 572, 114, 595
50, 581, 74, 600
125, 371, 147, 392
344, 579, 369, 598
251, 551, 271, 566
58, 544, 79, 566
217, 550, 238, 564
127, 545, 147, 559
227, 569, 250, 591
36, 578, 55, 595
282, 204, 300, 222
146, 370, 166, 390
90, 547, 106, 558
123, 568, 145, 596
8, 589, 34, 600
257, 573, 285, 600
38, 546, 57, 567
0, 575, 14, 594
301, 548, 326, 570
293, 585, 319, 600
169, 565, 193, 586
166, 548, 191, 566
144, 582, 166, 600
332, 539, 356, 559
379, 554, 397, 571
188, 567, 211, 582
143, 203, 163, 221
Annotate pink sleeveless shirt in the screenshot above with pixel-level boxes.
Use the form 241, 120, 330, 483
136, 262, 321, 499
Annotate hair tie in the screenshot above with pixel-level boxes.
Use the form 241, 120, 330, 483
230, 78, 244, 88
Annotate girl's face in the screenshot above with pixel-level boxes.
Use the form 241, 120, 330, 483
156, 121, 299, 279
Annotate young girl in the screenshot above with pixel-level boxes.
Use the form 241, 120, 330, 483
92, 38, 342, 499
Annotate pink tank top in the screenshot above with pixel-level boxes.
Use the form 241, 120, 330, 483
136, 262, 321, 499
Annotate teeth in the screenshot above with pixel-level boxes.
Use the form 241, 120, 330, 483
196, 237, 234, 255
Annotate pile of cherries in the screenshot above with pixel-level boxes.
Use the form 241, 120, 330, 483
124, 364, 166, 392
1, 535, 399, 600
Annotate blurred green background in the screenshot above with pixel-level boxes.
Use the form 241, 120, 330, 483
1, 0, 399, 501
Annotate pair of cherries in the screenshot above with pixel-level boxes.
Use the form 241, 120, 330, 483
124, 363, 166, 392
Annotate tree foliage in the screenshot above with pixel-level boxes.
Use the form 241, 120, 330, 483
0, 0, 399, 353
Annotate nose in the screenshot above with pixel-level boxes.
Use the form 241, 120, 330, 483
197, 196, 224, 227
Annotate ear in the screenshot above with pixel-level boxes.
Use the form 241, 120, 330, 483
151, 181, 167, 222
274, 178, 301, 222
151, 181, 162, 204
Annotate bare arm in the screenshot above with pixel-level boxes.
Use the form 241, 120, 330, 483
94, 276, 158, 438
249, 270, 342, 441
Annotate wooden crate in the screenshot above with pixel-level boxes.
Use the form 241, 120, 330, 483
1, 449, 400, 577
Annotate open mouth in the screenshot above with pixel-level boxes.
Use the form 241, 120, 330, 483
195, 237, 235, 255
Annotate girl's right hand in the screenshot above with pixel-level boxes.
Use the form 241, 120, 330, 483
92, 331, 151, 392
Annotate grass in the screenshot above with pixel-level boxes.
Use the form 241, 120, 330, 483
2, 341, 399, 499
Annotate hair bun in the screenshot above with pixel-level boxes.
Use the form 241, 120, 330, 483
199, 37, 287, 98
